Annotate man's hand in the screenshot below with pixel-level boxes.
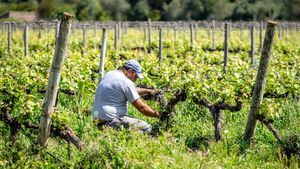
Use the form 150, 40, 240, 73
154, 110, 160, 119
159, 111, 171, 121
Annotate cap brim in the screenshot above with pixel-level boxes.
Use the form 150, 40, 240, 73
137, 72, 143, 79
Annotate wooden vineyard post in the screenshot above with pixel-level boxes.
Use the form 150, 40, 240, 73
55, 21, 60, 48
278, 25, 282, 39
259, 21, 263, 53
23, 25, 28, 57
244, 21, 277, 141
82, 25, 86, 56
38, 13, 73, 148
124, 23, 128, 35
147, 19, 151, 53
158, 27, 163, 62
281, 25, 284, 38
121, 22, 126, 43
212, 20, 215, 49
121, 23, 125, 48
118, 22, 121, 41
7, 22, 11, 55
114, 23, 118, 52
93, 23, 97, 49
143, 27, 146, 43
55, 21, 60, 40
250, 24, 255, 66
194, 22, 198, 42
99, 28, 107, 81
12, 22, 16, 32
224, 23, 228, 73
38, 27, 42, 39
228, 21, 231, 38
207, 22, 211, 39
183, 28, 186, 41
190, 23, 194, 50
240, 22, 243, 41
93, 22, 97, 38
118, 22, 121, 48
174, 27, 177, 41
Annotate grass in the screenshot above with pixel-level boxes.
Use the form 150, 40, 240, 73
0, 99, 299, 168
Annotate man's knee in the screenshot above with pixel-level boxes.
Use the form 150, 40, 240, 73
121, 116, 152, 133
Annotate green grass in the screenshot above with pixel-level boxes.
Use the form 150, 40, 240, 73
0, 100, 299, 168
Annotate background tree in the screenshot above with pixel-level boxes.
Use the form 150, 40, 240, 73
37, 0, 57, 18
128, 0, 151, 20
76, 0, 109, 21
0, 0, 299, 21
100, 0, 131, 21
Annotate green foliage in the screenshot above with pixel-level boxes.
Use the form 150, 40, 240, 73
1, 0, 300, 21
76, 0, 109, 21
100, 0, 131, 21
0, 24, 299, 168
282, 133, 300, 157
37, 0, 57, 18
0, 1, 38, 14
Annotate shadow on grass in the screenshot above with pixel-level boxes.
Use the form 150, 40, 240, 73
185, 135, 213, 151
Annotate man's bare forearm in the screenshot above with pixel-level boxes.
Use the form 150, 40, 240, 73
132, 98, 160, 118
136, 87, 155, 95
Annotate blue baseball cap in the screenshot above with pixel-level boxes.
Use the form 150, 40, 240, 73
125, 59, 143, 79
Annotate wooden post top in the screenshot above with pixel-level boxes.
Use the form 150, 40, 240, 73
267, 20, 277, 26
62, 12, 73, 21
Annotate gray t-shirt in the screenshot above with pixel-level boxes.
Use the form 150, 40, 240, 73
92, 70, 139, 120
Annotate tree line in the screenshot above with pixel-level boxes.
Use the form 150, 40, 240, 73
0, 0, 299, 21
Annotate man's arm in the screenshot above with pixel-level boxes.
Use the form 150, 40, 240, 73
136, 87, 155, 95
132, 98, 160, 118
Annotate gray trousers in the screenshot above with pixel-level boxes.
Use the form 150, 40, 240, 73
97, 115, 152, 133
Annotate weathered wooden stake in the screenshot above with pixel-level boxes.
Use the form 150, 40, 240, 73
212, 20, 215, 49
82, 25, 86, 56
99, 28, 107, 81
38, 27, 42, 39
194, 22, 198, 41
55, 21, 60, 48
174, 27, 177, 41
24, 25, 28, 56
190, 23, 194, 50
93, 23, 97, 49
240, 22, 243, 41
114, 23, 118, 52
124, 23, 128, 35
244, 21, 277, 141
259, 21, 263, 53
55, 21, 60, 40
250, 24, 255, 66
1, 24, 3, 34
183, 28, 186, 41
143, 27, 147, 43
147, 19, 152, 53
224, 23, 228, 73
117, 22, 121, 41
7, 22, 11, 55
158, 27, 163, 62
228, 21, 231, 38
38, 13, 73, 148
207, 23, 211, 39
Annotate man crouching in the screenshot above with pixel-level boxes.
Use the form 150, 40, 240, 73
92, 59, 160, 133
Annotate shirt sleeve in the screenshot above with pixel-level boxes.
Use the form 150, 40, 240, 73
123, 80, 140, 103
